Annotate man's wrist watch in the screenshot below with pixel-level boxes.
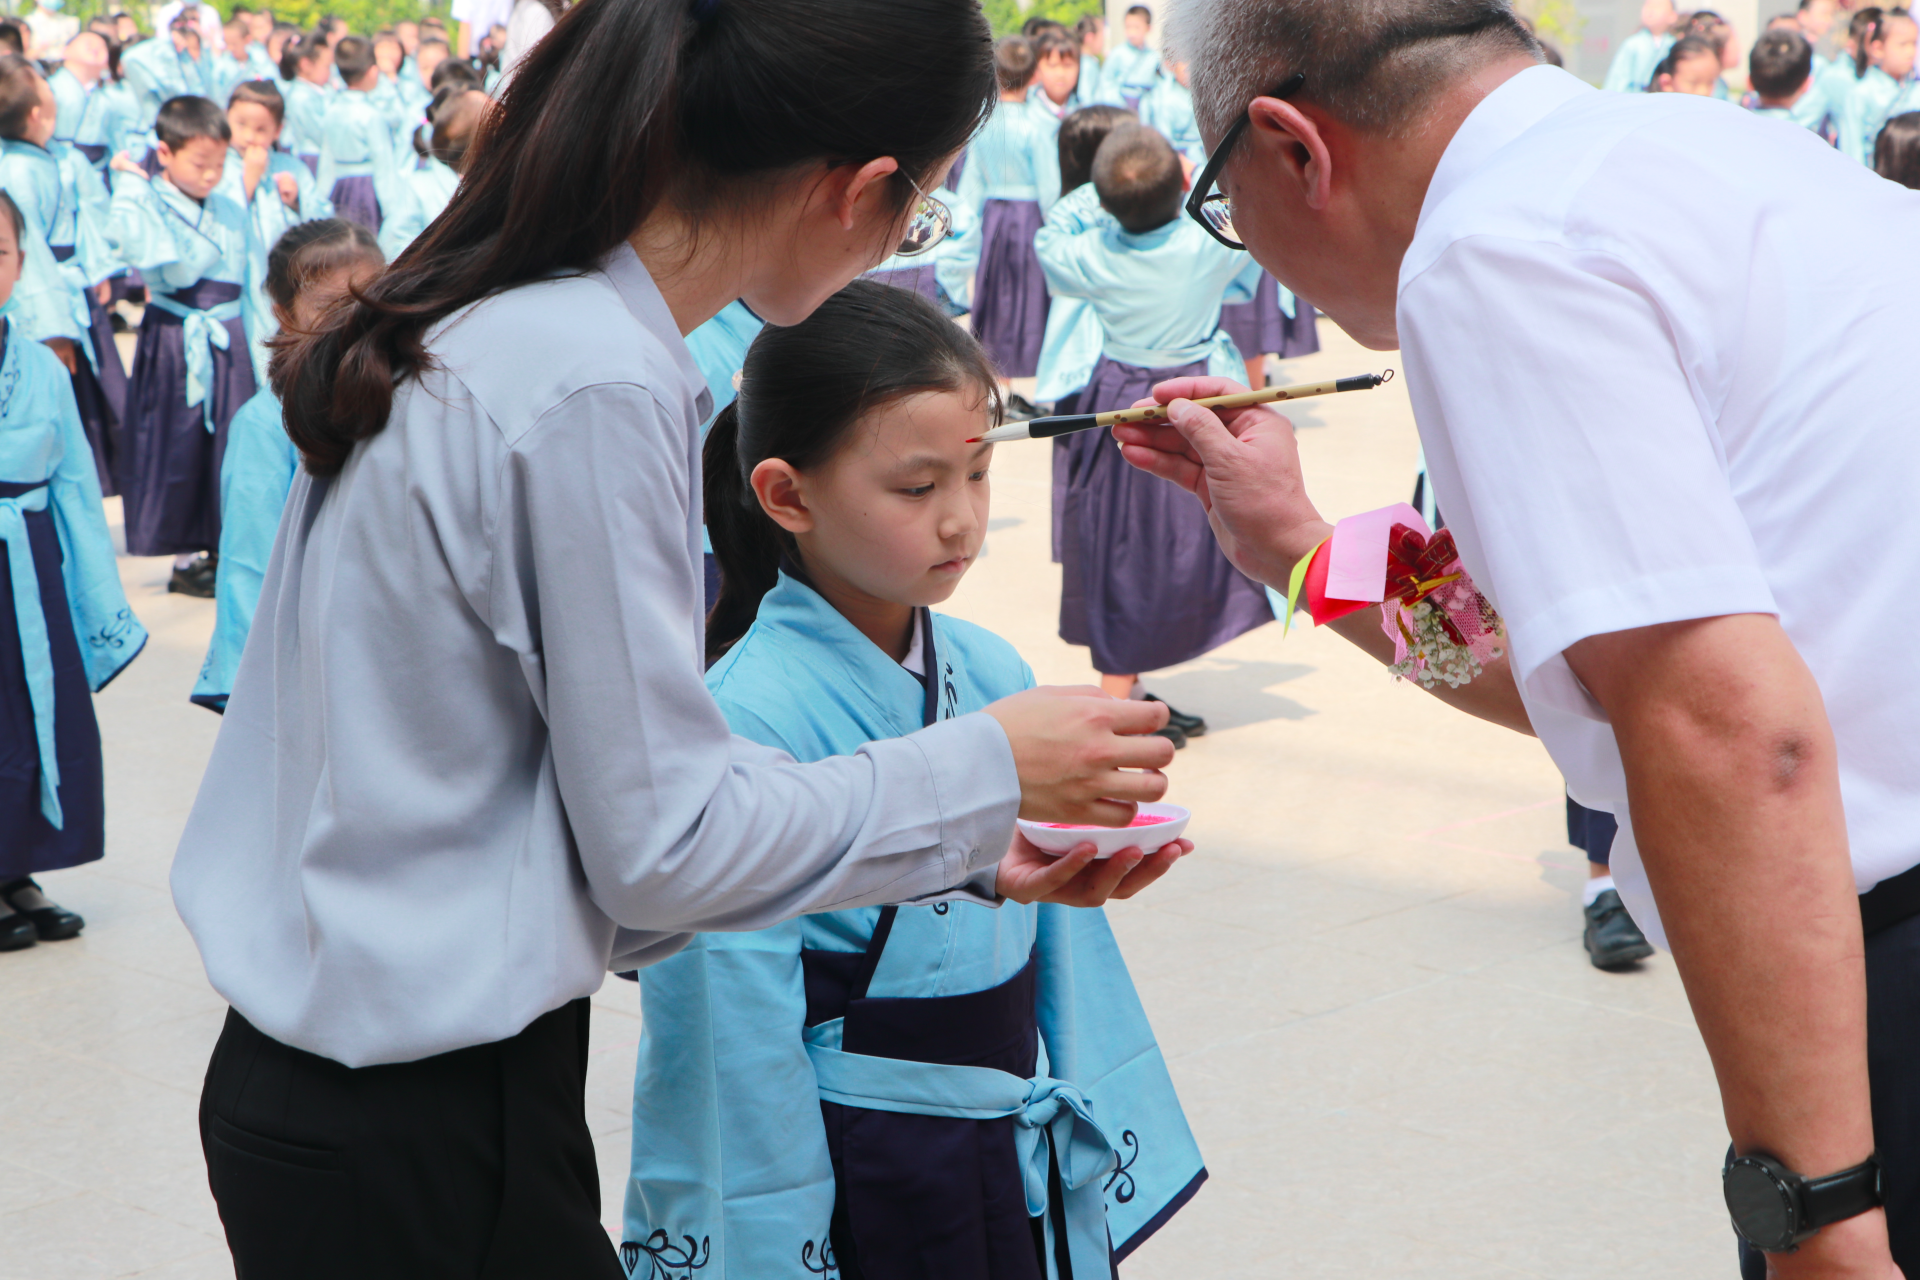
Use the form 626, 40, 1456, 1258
1723, 1148, 1883, 1252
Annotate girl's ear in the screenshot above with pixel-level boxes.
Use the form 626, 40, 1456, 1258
750, 458, 813, 535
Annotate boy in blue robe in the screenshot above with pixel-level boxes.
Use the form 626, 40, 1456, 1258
625, 280, 1200, 1280
122, 10, 215, 131
194, 217, 380, 711
50, 31, 134, 180
218, 78, 331, 380
1098, 5, 1160, 112
315, 36, 418, 259
107, 93, 266, 593
0, 189, 147, 950
1034, 123, 1268, 740
0, 55, 128, 497
1603, 0, 1678, 92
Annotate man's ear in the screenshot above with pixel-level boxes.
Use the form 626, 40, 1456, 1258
750, 458, 814, 535
1245, 96, 1334, 212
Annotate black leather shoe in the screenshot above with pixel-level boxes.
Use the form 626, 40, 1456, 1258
1144, 695, 1206, 739
0, 906, 36, 951
1584, 888, 1653, 970
1152, 724, 1188, 750
167, 554, 217, 598
1, 878, 84, 941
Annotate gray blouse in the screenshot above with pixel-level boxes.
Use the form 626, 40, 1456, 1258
171, 246, 1018, 1068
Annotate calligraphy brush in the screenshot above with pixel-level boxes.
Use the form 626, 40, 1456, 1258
969, 370, 1395, 444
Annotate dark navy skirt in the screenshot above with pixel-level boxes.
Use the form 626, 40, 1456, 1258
972, 199, 1050, 380
122, 281, 257, 557
329, 174, 382, 234
1218, 272, 1321, 362
806, 934, 1052, 1280
52, 247, 130, 496
866, 264, 940, 302
0, 481, 105, 878
1058, 355, 1274, 675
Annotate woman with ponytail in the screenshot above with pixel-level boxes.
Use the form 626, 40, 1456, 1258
170, 1, 1182, 1274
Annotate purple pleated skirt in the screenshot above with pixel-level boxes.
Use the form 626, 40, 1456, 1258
0, 481, 105, 877
329, 174, 383, 234
865, 264, 940, 301
1218, 272, 1321, 361
51, 248, 130, 496
944, 151, 965, 193
970, 199, 1050, 380
121, 282, 258, 557
1057, 355, 1274, 675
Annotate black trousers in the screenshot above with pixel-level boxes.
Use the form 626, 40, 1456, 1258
1738, 909, 1920, 1277
200, 999, 623, 1280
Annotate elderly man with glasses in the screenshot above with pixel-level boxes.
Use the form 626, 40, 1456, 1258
1119, 1, 1920, 1276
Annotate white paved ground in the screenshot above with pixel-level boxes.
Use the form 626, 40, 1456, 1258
0, 319, 1737, 1278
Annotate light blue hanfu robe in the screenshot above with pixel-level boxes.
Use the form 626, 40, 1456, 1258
1837, 65, 1920, 163
1602, 27, 1674, 93
245, 42, 278, 83
50, 68, 134, 178
0, 139, 117, 378
378, 155, 457, 257
1099, 40, 1160, 108
367, 72, 417, 157
1136, 75, 1204, 169
121, 36, 215, 129
315, 89, 420, 259
956, 98, 1062, 217
1026, 82, 1087, 129
279, 77, 333, 166
214, 147, 331, 381
105, 168, 267, 419
625, 572, 1204, 1280
1034, 193, 1258, 382
0, 323, 147, 837
209, 49, 249, 105
192, 388, 293, 711
101, 78, 146, 161
1033, 185, 1108, 407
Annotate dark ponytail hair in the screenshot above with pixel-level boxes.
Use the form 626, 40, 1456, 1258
1058, 103, 1133, 194
1852, 6, 1886, 77
274, 0, 995, 478
704, 279, 1001, 660
266, 218, 383, 311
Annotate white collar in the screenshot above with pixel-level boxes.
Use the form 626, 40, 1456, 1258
1415, 65, 1592, 241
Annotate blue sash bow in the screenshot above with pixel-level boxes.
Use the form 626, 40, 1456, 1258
145, 293, 242, 427
806, 1033, 1119, 1280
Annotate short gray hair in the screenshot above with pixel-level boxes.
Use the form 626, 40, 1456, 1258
1172, 0, 1541, 142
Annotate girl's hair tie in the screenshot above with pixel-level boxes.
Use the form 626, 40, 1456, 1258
690, 0, 719, 22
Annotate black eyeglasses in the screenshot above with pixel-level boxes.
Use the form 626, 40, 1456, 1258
1185, 13, 1516, 249
1185, 71, 1304, 250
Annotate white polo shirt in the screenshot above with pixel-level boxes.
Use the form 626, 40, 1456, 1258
1399, 66, 1920, 945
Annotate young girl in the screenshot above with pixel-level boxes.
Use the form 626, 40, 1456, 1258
276, 27, 333, 173
0, 190, 147, 950
954, 36, 1058, 383
108, 93, 266, 593
1837, 8, 1919, 164
194, 219, 381, 712
624, 280, 1201, 1280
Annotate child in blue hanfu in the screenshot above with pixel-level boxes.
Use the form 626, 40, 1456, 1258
108, 93, 267, 597
622, 280, 1203, 1280
1034, 122, 1272, 746
0, 190, 147, 951
193, 218, 380, 713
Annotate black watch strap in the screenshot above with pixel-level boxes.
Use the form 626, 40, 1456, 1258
1802, 1155, 1884, 1230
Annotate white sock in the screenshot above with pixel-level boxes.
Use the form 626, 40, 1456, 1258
173, 553, 198, 570
1582, 875, 1616, 908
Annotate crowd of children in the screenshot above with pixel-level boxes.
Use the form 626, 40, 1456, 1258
0, 6, 493, 950
1605, 0, 1920, 187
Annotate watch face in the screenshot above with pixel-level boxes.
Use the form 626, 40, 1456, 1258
1725, 1160, 1798, 1251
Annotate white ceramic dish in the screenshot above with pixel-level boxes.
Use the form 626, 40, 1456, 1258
1016, 802, 1191, 860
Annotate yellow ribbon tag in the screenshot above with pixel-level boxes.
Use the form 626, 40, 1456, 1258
1282, 536, 1330, 637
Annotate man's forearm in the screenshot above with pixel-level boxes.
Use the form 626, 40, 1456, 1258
1569, 617, 1884, 1273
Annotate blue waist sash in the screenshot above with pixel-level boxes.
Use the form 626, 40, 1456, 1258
804, 1029, 1119, 1280
0, 480, 62, 828
146, 282, 245, 424
1102, 328, 1242, 376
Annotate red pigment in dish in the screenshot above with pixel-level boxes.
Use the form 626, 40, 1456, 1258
1042, 815, 1173, 829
